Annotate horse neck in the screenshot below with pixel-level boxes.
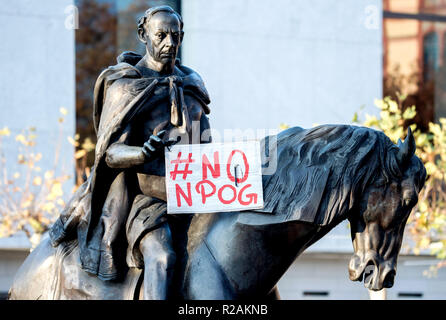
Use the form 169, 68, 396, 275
251, 212, 350, 294
197, 203, 350, 297
200, 211, 319, 296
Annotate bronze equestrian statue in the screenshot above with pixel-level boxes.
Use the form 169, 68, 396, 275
8, 6, 426, 300
9, 125, 426, 299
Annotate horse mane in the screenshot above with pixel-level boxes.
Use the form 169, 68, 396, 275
259, 125, 406, 226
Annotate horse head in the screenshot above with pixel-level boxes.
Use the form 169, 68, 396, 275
347, 128, 426, 291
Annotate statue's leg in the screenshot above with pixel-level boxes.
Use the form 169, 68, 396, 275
167, 213, 193, 298
139, 222, 176, 300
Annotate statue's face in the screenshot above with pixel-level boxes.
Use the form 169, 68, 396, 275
142, 11, 182, 68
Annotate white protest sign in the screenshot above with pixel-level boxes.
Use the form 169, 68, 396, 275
164, 141, 264, 214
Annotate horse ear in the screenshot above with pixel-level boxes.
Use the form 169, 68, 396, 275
397, 127, 416, 165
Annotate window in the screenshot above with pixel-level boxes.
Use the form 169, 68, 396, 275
302, 291, 330, 297
383, 0, 446, 131
423, 32, 439, 82
398, 292, 424, 298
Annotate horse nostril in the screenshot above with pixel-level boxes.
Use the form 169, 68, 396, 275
357, 271, 364, 282
363, 262, 375, 286
383, 270, 396, 288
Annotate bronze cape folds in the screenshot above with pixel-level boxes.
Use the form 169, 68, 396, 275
49, 53, 210, 280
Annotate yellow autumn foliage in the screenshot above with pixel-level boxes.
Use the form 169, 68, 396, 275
0, 108, 95, 240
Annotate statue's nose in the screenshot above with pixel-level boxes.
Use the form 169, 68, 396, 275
165, 34, 174, 47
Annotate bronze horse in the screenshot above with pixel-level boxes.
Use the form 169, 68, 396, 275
9, 125, 426, 299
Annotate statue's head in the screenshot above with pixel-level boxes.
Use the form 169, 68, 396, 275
137, 6, 184, 73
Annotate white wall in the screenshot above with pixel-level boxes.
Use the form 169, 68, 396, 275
0, 233, 30, 295
278, 253, 446, 300
0, 250, 29, 297
0, 0, 75, 187
182, 0, 382, 132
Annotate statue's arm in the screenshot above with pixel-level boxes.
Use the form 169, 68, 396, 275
105, 124, 145, 169
105, 144, 146, 169
105, 125, 171, 169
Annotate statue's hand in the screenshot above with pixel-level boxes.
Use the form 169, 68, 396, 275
142, 130, 179, 161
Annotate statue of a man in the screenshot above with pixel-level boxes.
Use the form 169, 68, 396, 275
49, 6, 211, 299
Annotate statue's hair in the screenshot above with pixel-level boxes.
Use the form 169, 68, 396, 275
260, 125, 426, 226
137, 5, 183, 34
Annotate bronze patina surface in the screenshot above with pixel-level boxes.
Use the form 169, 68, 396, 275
8, 6, 426, 300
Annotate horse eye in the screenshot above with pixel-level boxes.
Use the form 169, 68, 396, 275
374, 181, 386, 188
